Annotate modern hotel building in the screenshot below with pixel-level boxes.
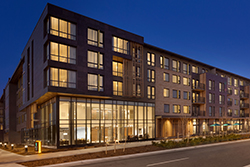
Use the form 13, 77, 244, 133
0, 4, 249, 147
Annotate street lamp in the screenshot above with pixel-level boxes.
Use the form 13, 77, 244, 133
11, 144, 14, 150
24, 145, 28, 153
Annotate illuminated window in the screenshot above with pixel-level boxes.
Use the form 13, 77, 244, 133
234, 99, 238, 105
183, 77, 190, 86
183, 106, 190, 114
147, 69, 155, 82
47, 16, 76, 40
183, 91, 190, 100
113, 81, 123, 96
234, 109, 238, 116
219, 95, 224, 104
172, 75, 180, 84
172, 60, 180, 72
173, 105, 181, 114
147, 86, 155, 99
87, 51, 103, 69
137, 84, 141, 96
228, 77, 232, 85
209, 80, 215, 90
192, 65, 199, 73
234, 89, 238, 95
163, 73, 169, 82
47, 42, 76, 64
173, 90, 181, 99
240, 80, 244, 86
147, 52, 155, 66
163, 88, 169, 97
88, 74, 103, 91
88, 28, 103, 48
113, 36, 129, 54
234, 79, 238, 87
113, 61, 123, 77
160, 56, 169, 69
47, 67, 76, 88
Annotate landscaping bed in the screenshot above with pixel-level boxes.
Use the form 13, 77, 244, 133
19, 145, 164, 167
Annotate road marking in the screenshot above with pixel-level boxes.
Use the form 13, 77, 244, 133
147, 157, 189, 167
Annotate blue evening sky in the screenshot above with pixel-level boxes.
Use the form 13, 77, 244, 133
0, 0, 250, 95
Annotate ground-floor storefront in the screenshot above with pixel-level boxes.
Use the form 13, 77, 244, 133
156, 117, 250, 138
21, 96, 155, 147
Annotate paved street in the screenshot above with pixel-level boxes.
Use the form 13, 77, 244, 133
70, 140, 250, 167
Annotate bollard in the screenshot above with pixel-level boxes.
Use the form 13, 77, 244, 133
4, 143, 7, 148
0, 142, 2, 147
11, 144, 14, 150
25, 145, 28, 153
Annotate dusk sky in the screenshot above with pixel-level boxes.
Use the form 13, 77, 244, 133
0, 0, 250, 95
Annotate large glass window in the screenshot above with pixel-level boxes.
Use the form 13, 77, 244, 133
160, 56, 169, 69
183, 106, 190, 114
88, 74, 104, 91
87, 51, 103, 69
234, 79, 238, 87
173, 105, 181, 114
192, 65, 199, 73
183, 77, 190, 86
47, 42, 76, 64
163, 73, 169, 82
113, 61, 123, 77
164, 88, 169, 97
87, 28, 103, 48
48, 16, 76, 40
147, 70, 155, 82
172, 60, 180, 72
164, 104, 169, 113
172, 75, 180, 84
47, 67, 76, 88
113, 36, 129, 54
183, 63, 190, 74
113, 81, 123, 96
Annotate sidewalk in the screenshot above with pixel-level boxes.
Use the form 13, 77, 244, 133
0, 140, 155, 167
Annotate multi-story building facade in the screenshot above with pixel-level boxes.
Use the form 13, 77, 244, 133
0, 3, 249, 147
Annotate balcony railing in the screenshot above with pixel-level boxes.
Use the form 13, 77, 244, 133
227, 89, 232, 95
192, 97, 205, 104
192, 110, 206, 116
192, 83, 205, 91
227, 101, 232, 106
240, 93, 249, 99
240, 103, 249, 109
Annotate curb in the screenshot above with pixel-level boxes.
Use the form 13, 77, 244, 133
41, 138, 250, 167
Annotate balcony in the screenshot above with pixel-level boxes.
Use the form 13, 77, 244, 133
192, 97, 205, 104
227, 101, 232, 106
227, 89, 232, 96
192, 83, 205, 91
240, 103, 249, 109
240, 93, 249, 99
192, 110, 205, 116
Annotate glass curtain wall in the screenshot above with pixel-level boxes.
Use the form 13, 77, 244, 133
59, 97, 155, 146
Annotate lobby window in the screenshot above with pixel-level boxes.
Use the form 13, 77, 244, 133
163, 73, 169, 82
147, 86, 155, 99
88, 74, 104, 91
113, 61, 123, 77
163, 88, 169, 97
160, 56, 169, 69
47, 42, 76, 64
173, 90, 181, 99
147, 52, 155, 66
164, 104, 169, 113
192, 65, 199, 73
228, 77, 232, 85
183, 91, 190, 100
88, 28, 103, 47
234, 78, 238, 87
183, 63, 190, 74
183, 77, 190, 86
173, 105, 181, 114
172, 60, 180, 72
172, 75, 180, 84
147, 69, 155, 82
183, 106, 190, 114
47, 16, 76, 40
47, 67, 76, 88
234, 89, 238, 95
87, 51, 103, 69
113, 36, 129, 54
113, 81, 123, 96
